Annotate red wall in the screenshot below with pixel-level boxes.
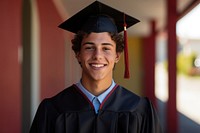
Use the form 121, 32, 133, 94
0, 0, 22, 132
37, 0, 66, 99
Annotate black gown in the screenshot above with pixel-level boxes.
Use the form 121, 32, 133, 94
30, 84, 162, 133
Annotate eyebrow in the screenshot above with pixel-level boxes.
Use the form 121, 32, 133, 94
82, 42, 94, 45
82, 42, 114, 47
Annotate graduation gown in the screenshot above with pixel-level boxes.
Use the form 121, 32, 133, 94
30, 84, 162, 133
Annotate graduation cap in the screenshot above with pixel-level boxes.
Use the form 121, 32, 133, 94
59, 1, 139, 78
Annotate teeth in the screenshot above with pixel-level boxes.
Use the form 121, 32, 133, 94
91, 64, 104, 68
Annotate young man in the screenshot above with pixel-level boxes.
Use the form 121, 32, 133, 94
30, 1, 162, 133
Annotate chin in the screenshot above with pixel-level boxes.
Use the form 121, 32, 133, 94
91, 74, 112, 82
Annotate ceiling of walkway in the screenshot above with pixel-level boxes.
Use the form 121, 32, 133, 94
61, 0, 197, 36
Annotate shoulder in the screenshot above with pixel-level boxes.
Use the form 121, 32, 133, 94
102, 85, 140, 111
116, 85, 141, 105
30, 85, 79, 132
43, 85, 75, 102
116, 85, 140, 98
111, 85, 155, 113
37, 85, 77, 112
136, 97, 155, 114
38, 85, 91, 113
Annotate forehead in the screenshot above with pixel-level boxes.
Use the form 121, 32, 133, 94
81, 32, 116, 45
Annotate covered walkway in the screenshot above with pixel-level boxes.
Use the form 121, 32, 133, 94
1, 0, 200, 132
156, 63, 200, 132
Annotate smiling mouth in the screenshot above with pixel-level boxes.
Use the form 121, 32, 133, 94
90, 64, 107, 68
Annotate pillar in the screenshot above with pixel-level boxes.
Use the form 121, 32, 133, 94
167, 0, 178, 132
143, 20, 156, 106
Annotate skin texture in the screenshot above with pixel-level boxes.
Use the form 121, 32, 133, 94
76, 32, 121, 96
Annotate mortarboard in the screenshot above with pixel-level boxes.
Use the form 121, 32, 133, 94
59, 1, 140, 78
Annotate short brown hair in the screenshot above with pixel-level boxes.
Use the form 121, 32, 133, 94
71, 31, 124, 54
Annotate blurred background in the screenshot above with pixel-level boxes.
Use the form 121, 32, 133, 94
1, 0, 200, 132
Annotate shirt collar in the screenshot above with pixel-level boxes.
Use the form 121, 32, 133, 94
76, 80, 116, 104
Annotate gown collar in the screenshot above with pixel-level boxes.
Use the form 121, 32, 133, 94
75, 79, 116, 104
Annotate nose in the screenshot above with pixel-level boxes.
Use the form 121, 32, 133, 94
92, 48, 103, 60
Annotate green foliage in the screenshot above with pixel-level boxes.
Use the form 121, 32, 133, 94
177, 52, 197, 75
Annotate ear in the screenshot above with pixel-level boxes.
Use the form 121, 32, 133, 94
115, 52, 122, 63
76, 52, 81, 62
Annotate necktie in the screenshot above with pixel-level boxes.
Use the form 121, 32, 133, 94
92, 97, 100, 114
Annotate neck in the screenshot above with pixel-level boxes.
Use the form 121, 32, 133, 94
81, 78, 112, 96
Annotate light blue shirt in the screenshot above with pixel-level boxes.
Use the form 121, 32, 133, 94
76, 80, 116, 113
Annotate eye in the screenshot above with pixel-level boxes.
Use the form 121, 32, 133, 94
85, 46, 95, 50
103, 47, 111, 51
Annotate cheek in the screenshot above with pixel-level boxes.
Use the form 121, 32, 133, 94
77, 52, 91, 62
107, 54, 118, 63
